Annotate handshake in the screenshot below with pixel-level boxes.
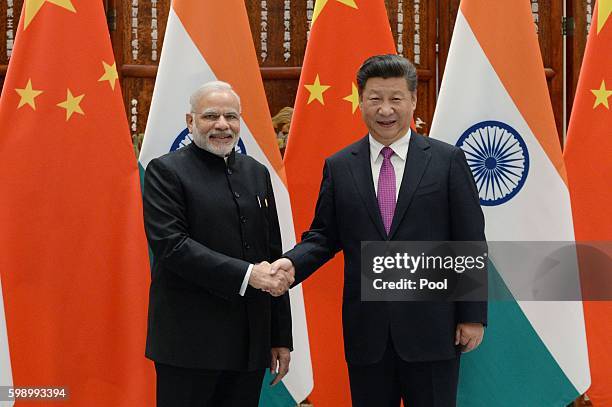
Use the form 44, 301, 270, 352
248, 258, 295, 296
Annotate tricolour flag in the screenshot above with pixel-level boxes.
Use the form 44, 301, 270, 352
138, 1, 312, 405
429, 0, 591, 405
565, 0, 612, 404
0, 0, 153, 405
283, 1, 395, 405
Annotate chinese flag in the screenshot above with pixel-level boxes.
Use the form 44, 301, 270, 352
283, 1, 395, 405
564, 0, 612, 405
0, 1, 154, 405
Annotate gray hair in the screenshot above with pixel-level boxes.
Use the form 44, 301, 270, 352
189, 81, 241, 112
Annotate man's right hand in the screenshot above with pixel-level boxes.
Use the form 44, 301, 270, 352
270, 258, 295, 282
248, 261, 293, 296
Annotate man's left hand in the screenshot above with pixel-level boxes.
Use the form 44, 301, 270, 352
455, 322, 484, 353
269, 347, 291, 386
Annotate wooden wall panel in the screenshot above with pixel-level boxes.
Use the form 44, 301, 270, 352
533, 0, 564, 141
0, 0, 23, 90
245, 0, 308, 118
568, 0, 592, 129
114, 0, 170, 152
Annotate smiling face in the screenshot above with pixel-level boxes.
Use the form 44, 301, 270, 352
186, 89, 241, 157
359, 76, 416, 146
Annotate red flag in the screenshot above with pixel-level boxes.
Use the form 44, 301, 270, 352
0, 1, 153, 405
283, 1, 395, 404
564, 0, 612, 405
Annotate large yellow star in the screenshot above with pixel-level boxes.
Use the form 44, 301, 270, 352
342, 82, 360, 114
305, 75, 331, 105
24, 0, 76, 30
15, 79, 43, 110
57, 89, 85, 120
591, 80, 612, 109
98, 61, 119, 90
312, 0, 358, 26
597, 0, 612, 34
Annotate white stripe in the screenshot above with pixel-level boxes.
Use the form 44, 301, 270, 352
140, 9, 312, 400
430, 11, 590, 392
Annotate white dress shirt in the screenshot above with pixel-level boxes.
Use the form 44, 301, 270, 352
369, 129, 411, 199
240, 264, 252, 296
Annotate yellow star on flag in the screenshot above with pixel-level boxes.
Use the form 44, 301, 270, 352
597, 0, 612, 34
591, 80, 612, 109
343, 82, 360, 113
98, 61, 119, 90
305, 75, 331, 105
312, 0, 358, 25
57, 89, 85, 120
15, 79, 43, 110
24, 0, 76, 29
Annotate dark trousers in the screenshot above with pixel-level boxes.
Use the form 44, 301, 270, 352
348, 340, 460, 407
155, 362, 266, 407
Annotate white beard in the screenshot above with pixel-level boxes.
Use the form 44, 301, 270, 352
192, 124, 239, 157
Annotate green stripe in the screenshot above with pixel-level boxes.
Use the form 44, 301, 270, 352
458, 263, 579, 406
138, 162, 146, 190
259, 371, 297, 407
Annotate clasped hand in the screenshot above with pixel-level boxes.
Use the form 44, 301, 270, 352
248, 259, 295, 296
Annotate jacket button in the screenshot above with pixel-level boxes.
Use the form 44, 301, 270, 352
227, 168, 233, 175
234, 191, 240, 198
240, 216, 247, 223
244, 243, 250, 250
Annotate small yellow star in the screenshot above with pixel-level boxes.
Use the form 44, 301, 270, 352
15, 79, 43, 110
57, 89, 85, 120
342, 82, 360, 114
24, 0, 76, 30
312, 0, 358, 25
304, 75, 331, 105
596, 0, 612, 34
98, 61, 119, 90
591, 80, 612, 109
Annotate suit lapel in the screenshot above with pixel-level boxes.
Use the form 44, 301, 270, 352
389, 133, 431, 239
348, 136, 388, 240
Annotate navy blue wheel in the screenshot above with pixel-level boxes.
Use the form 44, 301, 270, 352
170, 128, 194, 152
456, 121, 529, 206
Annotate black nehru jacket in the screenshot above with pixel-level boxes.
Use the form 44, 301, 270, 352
143, 143, 292, 371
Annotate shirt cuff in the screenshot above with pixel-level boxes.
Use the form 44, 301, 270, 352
239, 264, 253, 296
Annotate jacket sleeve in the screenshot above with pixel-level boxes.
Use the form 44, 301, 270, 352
265, 168, 293, 349
143, 158, 249, 298
285, 159, 341, 285
449, 148, 488, 325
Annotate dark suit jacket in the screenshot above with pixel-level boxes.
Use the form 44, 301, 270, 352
285, 133, 486, 366
143, 143, 292, 371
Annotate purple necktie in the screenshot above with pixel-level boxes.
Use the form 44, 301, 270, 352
377, 146, 396, 234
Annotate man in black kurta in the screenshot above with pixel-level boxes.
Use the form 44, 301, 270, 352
143, 81, 293, 407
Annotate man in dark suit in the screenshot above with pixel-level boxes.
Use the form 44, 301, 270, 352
272, 55, 486, 406
143, 81, 293, 407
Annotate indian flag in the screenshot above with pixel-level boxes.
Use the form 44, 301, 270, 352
138, 1, 313, 405
429, 0, 591, 405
